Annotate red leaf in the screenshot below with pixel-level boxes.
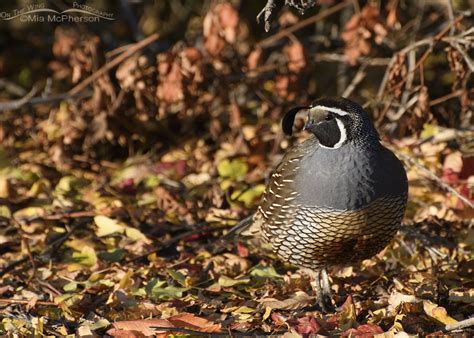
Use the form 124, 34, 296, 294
119, 178, 136, 195
271, 312, 287, 326
290, 316, 321, 335
342, 324, 384, 337
237, 242, 249, 257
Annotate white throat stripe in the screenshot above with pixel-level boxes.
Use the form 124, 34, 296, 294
333, 118, 347, 149
311, 105, 349, 116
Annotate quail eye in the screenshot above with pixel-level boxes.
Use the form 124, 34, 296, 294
325, 114, 334, 121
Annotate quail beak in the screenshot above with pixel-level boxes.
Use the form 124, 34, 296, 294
303, 118, 314, 131
304, 108, 326, 131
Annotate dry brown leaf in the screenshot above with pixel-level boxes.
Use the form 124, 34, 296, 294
261, 291, 313, 310
423, 301, 458, 326
388, 292, 418, 310
156, 55, 184, 104
285, 42, 306, 73
247, 48, 262, 70
108, 313, 221, 337
167, 313, 222, 333
337, 295, 357, 331
341, 4, 388, 65
203, 3, 239, 57
108, 319, 170, 337
342, 323, 384, 336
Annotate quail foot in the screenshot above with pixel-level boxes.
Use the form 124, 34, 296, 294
229, 97, 408, 312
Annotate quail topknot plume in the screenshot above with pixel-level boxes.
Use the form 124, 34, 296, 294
228, 97, 408, 312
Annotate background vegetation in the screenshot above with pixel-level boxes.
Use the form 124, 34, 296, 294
0, 0, 473, 336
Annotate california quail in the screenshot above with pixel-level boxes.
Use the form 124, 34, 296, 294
230, 97, 408, 311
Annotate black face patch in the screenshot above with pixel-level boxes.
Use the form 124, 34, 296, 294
308, 118, 341, 148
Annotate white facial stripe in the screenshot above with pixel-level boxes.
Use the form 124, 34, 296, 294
333, 118, 347, 149
311, 105, 349, 116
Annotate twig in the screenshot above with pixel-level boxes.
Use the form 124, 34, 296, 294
342, 63, 368, 97
150, 326, 257, 337
12, 218, 36, 282
429, 89, 464, 106
0, 223, 80, 278
0, 78, 27, 96
151, 326, 210, 336
257, 1, 351, 48
40, 210, 96, 221
448, 41, 474, 72
0, 298, 57, 307
0, 86, 38, 112
27, 90, 92, 106
446, 317, 474, 331
387, 91, 419, 121
125, 225, 228, 264
68, 33, 159, 95
376, 15, 465, 100
396, 152, 474, 209
257, 0, 284, 32
315, 53, 391, 66
257, 0, 318, 32
444, 0, 455, 36
0, 90, 92, 112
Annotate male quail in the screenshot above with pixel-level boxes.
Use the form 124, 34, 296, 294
230, 97, 408, 311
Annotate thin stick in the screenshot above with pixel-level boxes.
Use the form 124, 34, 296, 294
0, 223, 80, 278
150, 326, 255, 337
257, 1, 351, 48
376, 15, 464, 100
315, 54, 391, 66
342, 63, 368, 97
68, 33, 159, 95
41, 210, 96, 221
446, 317, 474, 331
0, 90, 91, 112
125, 225, 229, 264
0, 298, 57, 307
396, 152, 474, 209
429, 89, 464, 106
0, 86, 38, 111
444, 0, 455, 36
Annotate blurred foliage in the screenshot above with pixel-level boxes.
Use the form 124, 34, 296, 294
0, 0, 473, 336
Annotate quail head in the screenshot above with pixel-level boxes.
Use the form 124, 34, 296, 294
233, 97, 408, 312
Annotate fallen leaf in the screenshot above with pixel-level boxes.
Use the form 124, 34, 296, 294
337, 295, 357, 331
342, 324, 384, 336
423, 300, 458, 326
261, 291, 313, 310
290, 316, 321, 335
218, 275, 250, 287
217, 158, 248, 179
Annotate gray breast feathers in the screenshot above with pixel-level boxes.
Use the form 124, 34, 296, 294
293, 140, 407, 210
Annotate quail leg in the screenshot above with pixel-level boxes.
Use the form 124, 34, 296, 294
309, 269, 333, 312
320, 268, 335, 311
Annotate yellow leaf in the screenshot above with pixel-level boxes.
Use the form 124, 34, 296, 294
124, 227, 147, 241
231, 184, 266, 207
217, 158, 248, 179
420, 123, 440, 139
423, 300, 458, 325
232, 306, 255, 314
218, 275, 250, 287
263, 306, 272, 321
119, 270, 134, 290
94, 215, 126, 237
13, 207, 45, 220
337, 295, 357, 331
72, 246, 97, 267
